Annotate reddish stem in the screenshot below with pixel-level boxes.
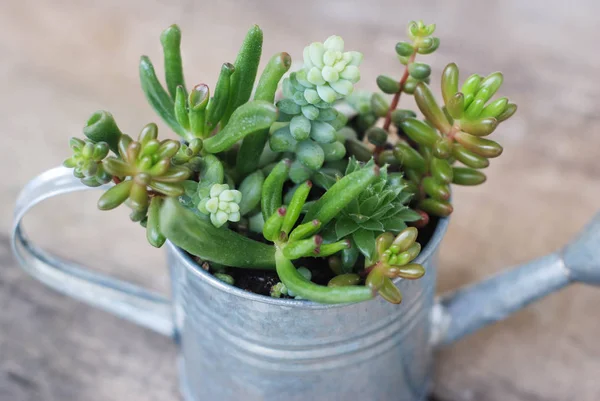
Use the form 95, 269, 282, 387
382, 51, 417, 132
374, 52, 418, 157
361, 262, 380, 277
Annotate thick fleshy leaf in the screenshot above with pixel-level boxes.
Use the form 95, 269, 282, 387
396, 191, 413, 205
441, 63, 459, 105
238, 170, 265, 215
455, 131, 503, 158
352, 228, 376, 260
321, 141, 346, 162
341, 245, 359, 272
281, 180, 312, 235
359, 195, 379, 216
345, 198, 360, 215
296, 140, 325, 170
370, 204, 394, 220
378, 277, 402, 304
83, 111, 123, 154
310, 121, 337, 143
399, 118, 439, 147
480, 97, 508, 119
274, 250, 373, 304
206, 63, 235, 131
311, 171, 336, 190
349, 214, 369, 225
359, 219, 384, 232
394, 208, 422, 222
414, 83, 451, 133
203, 100, 278, 153
222, 25, 263, 126
304, 161, 379, 226
97, 180, 132, 210
335, 217, 360, 239
146, 196, 166, 248
289, 115, 311, 141
160, 197, 275, 268
452, 167, 486, 186
270, 126, 297, 153
261, 159, 291, 220
381, 218, 407, 232
160, 25, 186, 100
197, 154, 224, 198
417, 198, 453, 217
452, 144, 490, 169
139, 56, 185, 139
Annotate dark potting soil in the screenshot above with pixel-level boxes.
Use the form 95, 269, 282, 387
192, 217, 440, 298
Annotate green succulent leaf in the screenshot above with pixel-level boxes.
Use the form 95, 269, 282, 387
275, 250, 372, 304
160, 197, 275, 268
382, 218, 408, 232
203, 100, 278, 153
206, 63, 235, 131
303, 158, 379, 226
160, 24, 186, 100
325, 158, 418, 258
352, 228, 376, 261
393, 208, 422, 221
139, 56, 186, 139
222, 25, 263, 126
238, 170, 265, 216
335, 217, 360, 238
359, 219, 384, 232
83, 111, 123, 154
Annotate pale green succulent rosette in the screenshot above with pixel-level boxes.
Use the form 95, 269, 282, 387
301, 35, 362, 103
198, 183, 243, 228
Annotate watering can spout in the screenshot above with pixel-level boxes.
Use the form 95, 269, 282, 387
431, 213, 600, 348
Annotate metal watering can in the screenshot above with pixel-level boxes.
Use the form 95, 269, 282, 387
11, 167, 600, 401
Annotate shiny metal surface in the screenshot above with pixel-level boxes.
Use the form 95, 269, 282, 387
11, 167, 174, 336
166, 222, 446, 401
435, 214, 600, 347
11, 166, 600, 401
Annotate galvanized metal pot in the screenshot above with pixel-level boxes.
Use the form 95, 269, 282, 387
12, 167, 600, 401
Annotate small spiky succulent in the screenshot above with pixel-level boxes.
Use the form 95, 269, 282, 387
327, 158, 421, 266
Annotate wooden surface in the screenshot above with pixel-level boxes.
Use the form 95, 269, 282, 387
2, 0, 600, 400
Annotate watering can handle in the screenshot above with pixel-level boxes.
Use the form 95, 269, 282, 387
11, 167, 174, 337
431, 213, 600, 347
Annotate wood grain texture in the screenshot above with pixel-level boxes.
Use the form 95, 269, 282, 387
1, 0, 599, 400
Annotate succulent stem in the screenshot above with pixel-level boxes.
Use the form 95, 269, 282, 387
382, 51, 417, 133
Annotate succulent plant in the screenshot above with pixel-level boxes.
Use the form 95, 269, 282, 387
269, 35, 362, 180
199, 183, 242, 228
63, 138, 112, 187
363, 228, 426, 304
61, 21, 514, 305
98, 123, 190, 213
301, 36, 362, 103
328, 158, 421, 265
378, 20, 439, 132
392, 64, 516, 219
346, 20, 516, 224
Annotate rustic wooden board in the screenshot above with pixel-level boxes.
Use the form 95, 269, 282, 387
1, 0, 599, 400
